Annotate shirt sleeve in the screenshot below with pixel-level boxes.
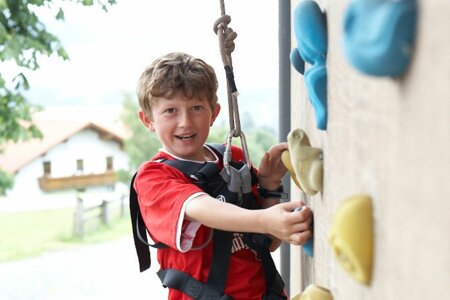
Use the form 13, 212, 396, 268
134, 161, 207, 251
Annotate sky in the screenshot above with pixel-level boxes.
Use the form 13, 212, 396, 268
3, 0, 280, 129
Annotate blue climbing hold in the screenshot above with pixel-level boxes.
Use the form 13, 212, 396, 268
294, 207, 314, 257
293, 1, 327, 66
291, 0, 328, 130
290, 48, 305, 75
305, 66, 327, 130
343, 0, 418, 77
303, 236, 314, 257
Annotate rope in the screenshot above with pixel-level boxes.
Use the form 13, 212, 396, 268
213, 0, 252, 170
213, 13, 240, 136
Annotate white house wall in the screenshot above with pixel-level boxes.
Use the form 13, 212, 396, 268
8, 128, 128, 199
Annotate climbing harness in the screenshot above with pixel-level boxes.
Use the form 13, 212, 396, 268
130, 144, 287, 300
213, 0, 251, 175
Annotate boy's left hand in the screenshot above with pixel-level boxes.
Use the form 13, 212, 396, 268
258, 142, 288, 189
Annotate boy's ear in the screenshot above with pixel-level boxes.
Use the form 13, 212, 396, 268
138, 110, 155, 132
211, 104, 221, 127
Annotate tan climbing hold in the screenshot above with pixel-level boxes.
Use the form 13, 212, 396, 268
286, 128, 323, 195
291, 284, 333, 300
328, 194, 374, 285
281, 150, 302, 189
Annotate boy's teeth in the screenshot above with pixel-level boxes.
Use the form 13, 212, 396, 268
178, 134, 194, 140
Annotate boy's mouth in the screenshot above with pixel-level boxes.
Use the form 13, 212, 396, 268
175, 134, 196, 141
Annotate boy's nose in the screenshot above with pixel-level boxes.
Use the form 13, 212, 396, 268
178, 111, 192, 127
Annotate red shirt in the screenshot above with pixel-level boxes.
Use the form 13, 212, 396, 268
134, 145, 267, 300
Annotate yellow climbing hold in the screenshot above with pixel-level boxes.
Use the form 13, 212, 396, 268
286, 128, 323, 195
328, 194, 373, 285
291, 284, 333, 300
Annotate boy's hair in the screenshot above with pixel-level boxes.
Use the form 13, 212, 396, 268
137, 52, 218, 117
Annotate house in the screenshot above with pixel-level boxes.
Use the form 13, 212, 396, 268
0, 119, 129, 200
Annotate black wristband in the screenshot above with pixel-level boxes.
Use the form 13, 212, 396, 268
259, 186, 288, 200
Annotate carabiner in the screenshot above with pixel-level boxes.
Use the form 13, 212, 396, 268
223, 129, 252, 175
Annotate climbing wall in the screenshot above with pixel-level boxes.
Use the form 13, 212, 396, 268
288, 0, 450, 299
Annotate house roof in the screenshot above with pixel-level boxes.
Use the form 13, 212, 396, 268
0, 120, 128, 174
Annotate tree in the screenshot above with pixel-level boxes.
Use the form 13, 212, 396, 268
117, 96, 161, 183
0, 0, 115, 194
0, 168, 13, 194
0, 0, 115, 145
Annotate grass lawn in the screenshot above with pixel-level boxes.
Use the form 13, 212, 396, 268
0, 207, 132, 263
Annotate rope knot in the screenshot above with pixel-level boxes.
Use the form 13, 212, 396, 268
213, 14, 231, 35
213, 15, 237, 59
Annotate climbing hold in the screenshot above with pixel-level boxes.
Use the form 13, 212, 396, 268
286, 128, 323, 196
304, 65, 327, 130
303, 236, 314, 257
328, 194, 373, 285
281, 150, 302, 189
291, 284, 333, 300
292, 1, 327, 65
291, 0, 328, 130
294, 207, 314, 257
343, 0, 418, 76
290, 48, 305, 75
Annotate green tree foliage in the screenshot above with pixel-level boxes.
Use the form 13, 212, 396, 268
0, 0, 115, 146
245, 127, 278, 167
117, 96, 161, 183
0, 168, 13, 194
0, 0, 115, 194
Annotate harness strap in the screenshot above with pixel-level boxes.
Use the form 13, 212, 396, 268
158, 269, 233, 300
130, 173, 167, 272
263, 280, 288, 300
161, 144, 226, 181
243, 233, 286, 300
207, 143, 227, 159
207, 230, 233, 292
261, 250, 286, 300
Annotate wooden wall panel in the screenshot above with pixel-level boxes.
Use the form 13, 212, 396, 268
289, 0, 450, 299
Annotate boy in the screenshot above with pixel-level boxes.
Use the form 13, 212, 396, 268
134, 52, 313, 300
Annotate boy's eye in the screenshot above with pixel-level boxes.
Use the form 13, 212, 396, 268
165, 108, 176, 114
192, 105, 203, 111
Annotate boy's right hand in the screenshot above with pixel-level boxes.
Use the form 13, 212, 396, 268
260, 201, 313, 245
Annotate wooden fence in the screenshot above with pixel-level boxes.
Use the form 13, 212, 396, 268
73, 194, 127, 238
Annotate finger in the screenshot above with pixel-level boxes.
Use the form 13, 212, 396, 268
289, 221, 312, 233
260, 151, 269, 163
298, 206, 312, 220
270, 142, 288, 152
282, 200, 303, 212
288, 208, 313, 228
284, 211, 309, 228
258, 152, 268, 167
289, 230, 313, 245
267, 143, 288, 157
291, 204, 309, 216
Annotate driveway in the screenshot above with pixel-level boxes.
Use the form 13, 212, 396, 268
0, 236, 168, 300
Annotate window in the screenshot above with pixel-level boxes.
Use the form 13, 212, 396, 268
43, 161, 51, 176
76, 159, 84, 173
106, 156, 114, 171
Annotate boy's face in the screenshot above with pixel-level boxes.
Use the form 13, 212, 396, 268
139, 94, 220, 161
